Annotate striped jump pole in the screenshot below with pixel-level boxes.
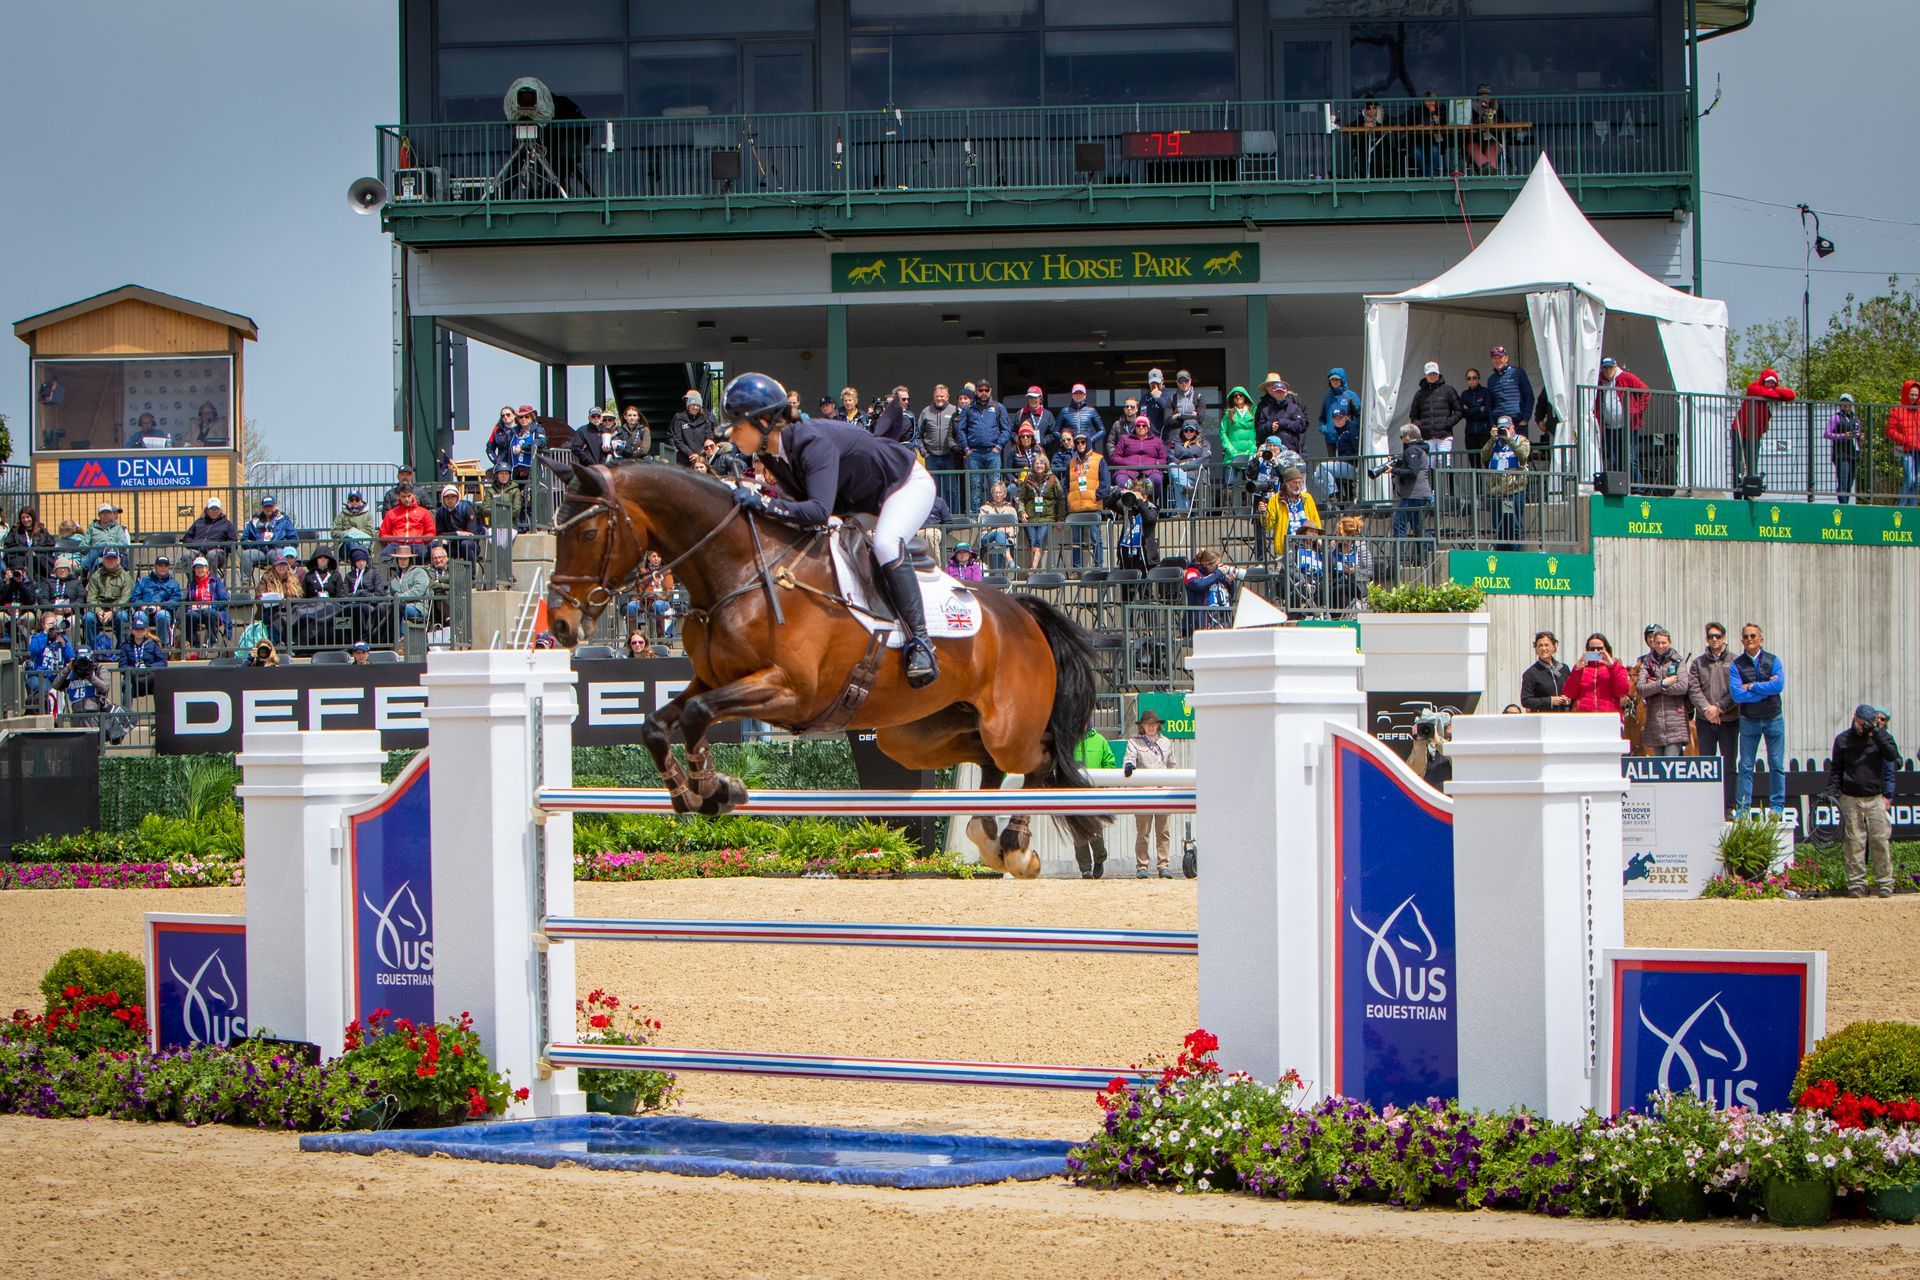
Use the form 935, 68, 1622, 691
544, 1043, 1152, 1091
542, 916, 1198, 955
533, 785, 1196, 818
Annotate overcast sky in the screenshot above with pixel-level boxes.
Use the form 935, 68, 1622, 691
3, 1, 1914, 466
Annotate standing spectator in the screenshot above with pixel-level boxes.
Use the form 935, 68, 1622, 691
1389, 424, 1433, 553
129, 554, 182, 649
615, 405, 652, 458
1731, 369, 1795, 491
1109, 415, 1168, 501
577, 404, 607, 448
1688, 622, 1741, 813
945, 540, 983, 582
1886, 380, 1920, 506
1263, 467, 1321, 563
1532, 387, 1562, 461
1829, 706, 1900, 897
181, 556, 230, 650
1166, 370, 1205, 445
1482, 414, 1531, 549
1826, 393, 1865, 503
509, 408, 548, 470
1520, 631, 1571, 712
1483, 346, 1534, 437
1730, 622, 1788, 819
1063, 432, 1109, 570
958, 385, 1012, 512
379, 465, 418, 516
36, 555, 84, 625
1168, 423, 1212, 512
1459, 368, 1493, 452
1013, 458, 1064, 571
24, 614, 74, 712
1318, 368, 1363, 455
484, 405, 517, 470
668, 392, 716, 463
433, 485, 484, 562
785, 389, 809, 421
1123, 710, 1177, 878
571, 409, 620, 467
1139, 370, 1173, 439
1004, 422, 1047, 477
241, 497, 299, 574
1592, 357, 1649, 486
116, 613, 168, 699
1, 507, 52, 578
1410, 361, 1464, 462
837, 387, 870, 430
1224, 385, 1262, 485
1467, 84, 1504, 172
79, 503, 132, 574
1055, 383, 1103, 461
1182, 548, 1235, 633
1633, 626, 1694, 756
1562, 633, 1633, 718
1015, 387, 1059, 456
1254, 375, 1307, 457
84, 547, 133, 648
331, 491, 377, 560
816, 395, 843, 421
1071, 723, 1116, 879
378, 486, 436, 558
873, 386, 915, 444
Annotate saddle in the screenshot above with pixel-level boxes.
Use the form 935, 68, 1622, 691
820, 518, 981, 649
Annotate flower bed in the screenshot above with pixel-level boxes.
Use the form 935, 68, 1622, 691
0, 860, 245, 891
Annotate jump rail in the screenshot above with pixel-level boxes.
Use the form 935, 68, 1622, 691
541, 916, 1199, 955
544, 1043, 1151, 1090
533, 785, 1197, 818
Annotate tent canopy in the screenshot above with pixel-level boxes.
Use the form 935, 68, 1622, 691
1362, 155, 1727, 465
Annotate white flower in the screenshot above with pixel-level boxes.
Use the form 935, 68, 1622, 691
1823, 1154, 1838, 1169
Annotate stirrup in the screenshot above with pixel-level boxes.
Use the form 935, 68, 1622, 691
903, 638, 939, 688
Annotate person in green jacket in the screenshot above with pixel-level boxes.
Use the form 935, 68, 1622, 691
83, 546, 134, 647
1070, 726, 1115, 878
1220, 386, 1257, 492
330, 492, 378, 559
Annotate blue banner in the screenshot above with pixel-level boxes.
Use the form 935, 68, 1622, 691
347, 757, 435, 1025
1332, 731, 1458, 1106
58, 454, 209, 490
150, 919, 248, 1050
1610, 957, 1813, 1113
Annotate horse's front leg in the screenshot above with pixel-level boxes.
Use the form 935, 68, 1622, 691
677, 669, 803, 816
639, 681, 706, 814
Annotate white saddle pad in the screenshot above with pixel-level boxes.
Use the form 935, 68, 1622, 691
827, 532, 983, 648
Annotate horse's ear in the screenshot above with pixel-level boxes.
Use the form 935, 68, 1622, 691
570, 461, 607, 499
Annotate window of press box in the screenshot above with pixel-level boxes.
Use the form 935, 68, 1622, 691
1267, 0, 1652, 15
1043, 28, 1235, 104
1465, 17, 1659, 92
436, 44, 625, 122
628, 0, 816, 36
1348, 21, 1463, 98
850, 0, 1040, 33
1044, 0, 1231, 24
850, 32, 1042, 109
630, 41, 742, 118
435, 0, 624, 44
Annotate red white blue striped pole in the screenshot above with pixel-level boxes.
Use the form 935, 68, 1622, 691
533, 785, 1195, 818
544, 1043, 1152, 1091
542, 916, 1198, 955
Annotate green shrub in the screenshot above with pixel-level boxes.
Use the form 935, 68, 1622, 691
1365, 581, 1485, 613
1792, 1021, 1920, 1102
1717, 814, 1782, 881
39, 948, 146, 1014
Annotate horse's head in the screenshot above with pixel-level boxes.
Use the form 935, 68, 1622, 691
547, 463, 644, 647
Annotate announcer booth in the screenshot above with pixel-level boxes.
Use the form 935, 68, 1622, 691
13, 285, 256, 533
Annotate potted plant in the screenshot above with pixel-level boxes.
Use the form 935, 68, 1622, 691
1863, 1127, 1920, 1223
337, 1009, 527, 1128
1728, 1110, 1861, 1227
575, 990, 679, 1116
1358, 582, 1489, 708
1717, 814, 1784, 885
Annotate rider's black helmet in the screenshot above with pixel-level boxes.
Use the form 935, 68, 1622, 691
722, 372, 787, 426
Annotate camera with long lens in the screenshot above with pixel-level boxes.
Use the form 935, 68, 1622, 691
1366, 460, 1394, 479
502, 77, 555, 125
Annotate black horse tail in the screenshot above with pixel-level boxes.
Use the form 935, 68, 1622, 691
1015, 594, 1107, 844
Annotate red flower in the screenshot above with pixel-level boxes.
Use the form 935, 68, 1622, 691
589, 1014, 611, 1029
62, 985, 81, 999
513, 1087, 530, 1102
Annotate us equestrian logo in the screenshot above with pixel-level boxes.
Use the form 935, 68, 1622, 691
362, 880, 434, 982
1349, 894, 1449, 1016
1637, 991, 1757, 1108
169, 950, 246, 1045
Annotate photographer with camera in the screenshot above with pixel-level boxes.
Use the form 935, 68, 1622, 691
24, 613, 74, 713
1409, 709, 1453, 788
1182, 548, 1237, 634
1481, 414, 1531, 550
0, 566, 36, 644
1108, 477, 1160, 573
1562, 633, 1633, 720
54, 646, 130, 743
1388, 424, 1434, 560
246, 637, 283, 668
872, 386, 915, 445
1633, 625, 1693, 757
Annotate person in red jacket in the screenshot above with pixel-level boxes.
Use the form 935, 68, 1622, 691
377, 486, 437, 558
1592, 357, 1650, 486
1885, 380, 1920, 506
1562, 632, 1633, 719
1730, 368, 1795, 493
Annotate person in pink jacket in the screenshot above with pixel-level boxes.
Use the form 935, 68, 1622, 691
1562, 632, 1633, 719
1108, 415, 1169, 502
1730, 368, 1795, 493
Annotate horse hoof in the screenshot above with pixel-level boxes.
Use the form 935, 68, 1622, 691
695, 774, 747, 816
1003, 848, 1042, 879
966, 818, 1006, 871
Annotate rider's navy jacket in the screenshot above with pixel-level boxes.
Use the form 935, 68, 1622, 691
760, 419, 916, 526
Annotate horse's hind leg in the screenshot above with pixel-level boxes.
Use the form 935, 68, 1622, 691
873, 710, 1021, 875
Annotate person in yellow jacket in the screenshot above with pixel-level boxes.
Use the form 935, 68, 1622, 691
1261, 466, 1320, 560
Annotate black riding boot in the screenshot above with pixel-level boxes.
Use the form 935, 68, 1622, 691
880, 558, 940, 688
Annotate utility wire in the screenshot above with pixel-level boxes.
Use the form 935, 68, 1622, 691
1704, 190, 1920, 230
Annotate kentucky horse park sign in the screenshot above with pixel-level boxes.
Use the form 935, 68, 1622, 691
832, 244, 1260, 292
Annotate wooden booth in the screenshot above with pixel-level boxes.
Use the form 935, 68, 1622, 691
13, 285, 256, 533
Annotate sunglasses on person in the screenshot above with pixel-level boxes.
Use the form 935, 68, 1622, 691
1705, 629, 1725, 640
1741, 631, 1760, 640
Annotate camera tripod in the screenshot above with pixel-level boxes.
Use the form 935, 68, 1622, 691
493, 126, 569, 200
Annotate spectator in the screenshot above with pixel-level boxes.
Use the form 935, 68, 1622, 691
1109, 477, 1160, 572
1254, 375, 1307, 458
918, 384, 965, 512
1223, 385, 1261, 483
1182, 547, 1235, 633
1886, 381, 1920, 506
871, 385, 914, 444
55, 648, 119, 732
1318, 368, 1363, 455
1013, 458, 1064, 571
1531, 387, 1562, 460
1483, 346, 1534, 434
1055, 383, 1103, 462
1593, 357, 1649, 486
37, 555, 84, 624
958, 386, 1012, 512
1482, 414, 1531, 550
1562, 633, 1632, 717
116, 613, 168, 699
1004, 422, 1048, 477
79, 502, 132, 574
1168, 424, 1212, 513
1633, 625, 1694, 757
509, 408, 548, 470
975, 481, 1019, 570
1520, 630, 1572, 712
1467, 83, 1504, 172
577, 404, 607, 447
52, 519, 85, 561
378, 486, 436, 557
241, 497, 299, 574
256, 548, 306, 646
297, 551, 345, 646
1460, 368, 1493, 451
668, 391, 716, 463
433, 485, 484, 562
1827, 393, 1865, 503
0, 567, 36, 642
24, 614, 74, 712
1123, 710, 1178, 878
1, 507, 52, 578
1313, 407, 1361, 505
181, 555, 231, 650
1071, 722, 1116, 879
1167, 370, 1205, 445
129, 554, 182, 649
389, 544, 432, 626
633, 549, 677, 641
245, 638, 283, 668
1327, 514, 1374, 611
816, 394, 843, 422
1063, 432, 1110, 570
1264, 466, 1321, 562
1687, 622, 1741, 811
946, 540, 983, 582
1730, 622, 1787, 819
1109, 415, 1168, 501
1140, 370, 1173, 438
1015, 387, 1059, 456
483, 463, 529, 533
785, 389, 809, 420
348, 640, 373, 665
379, 465, 419, 516
1347, 98, 1396, 178
83, 547, 133, 648
339, 544, 387, 642
1409, 710, 1454, 786
615, 406, 651, 458
833, 387, 867, 430
484, 405, 517, 470
1732, 369, 1795, 491
331, 491, 377, 560
1410, 361, 1465, 462
624, 629, 655, 659
1829, 705, 1900, 897
572, 409, 621, 467
1389, 424, 1433, 551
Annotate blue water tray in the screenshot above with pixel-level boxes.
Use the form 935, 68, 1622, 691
300, 1114, 1076, 1188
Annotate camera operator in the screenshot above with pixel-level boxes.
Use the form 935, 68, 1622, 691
1108, 477, 1161, 572
246, 638, 283, 668
0, 566, 36, 643
1389, 424, 1434, 553
872, 386, 915, 445
1409, 708, 1453, 788
24, 613, 74, 712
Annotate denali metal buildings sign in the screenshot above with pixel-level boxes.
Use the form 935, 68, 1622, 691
831, 244, 1259, 292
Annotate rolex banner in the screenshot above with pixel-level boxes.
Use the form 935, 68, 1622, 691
1591, 495, 1920, 547
1446, 550, 1594, 596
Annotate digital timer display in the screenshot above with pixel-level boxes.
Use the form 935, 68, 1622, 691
1120, 130, 1241, 160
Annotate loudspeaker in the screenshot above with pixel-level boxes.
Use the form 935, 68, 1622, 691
1074, 142, 1106, 174
1738, 474, 1766, 499
710, 149, 742, 182
1595, 470, 1630, 496
347, 176, 389, 215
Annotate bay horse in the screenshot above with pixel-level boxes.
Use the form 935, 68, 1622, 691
543, 461, 1104, 877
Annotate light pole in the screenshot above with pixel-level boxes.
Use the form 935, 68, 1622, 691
1798, 204, 1836, 501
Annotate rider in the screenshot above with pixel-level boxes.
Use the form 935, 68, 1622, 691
719, 372, 941, 689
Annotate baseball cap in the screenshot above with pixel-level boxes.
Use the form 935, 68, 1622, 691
1856, 704, 1879, 722
1176, 369, 1192, 381
1495, 414, 1515, 428
352, 641, 371, 652
206, 497, 223, 509
1840, 392, 1856, 403
191, 555, 209, 567
1026, 386, 1043, 399
1600, 356, 1617, 368
131, 612, 149, 628
1147, 368, 1164, 382
818, 395, 834, 406
1423, 360, 1440, 376
587, 405, 604, 417
1070, 383, 1087, 395
1264, 435, 1283, 446
153, 553, 171, 565
1332, 405, 1351, 419
397, 463, 414, 473
516, 404, 535, 415
261, 495, 279, 506
1490, 345, 1508, 357
101, 547, 121, 559
280, 547, 300, 561
97, 502, 120, 514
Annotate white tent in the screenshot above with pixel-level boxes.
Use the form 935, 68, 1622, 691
1362, 155, 1727, 477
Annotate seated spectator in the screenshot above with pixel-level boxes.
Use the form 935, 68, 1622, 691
0, 566, 36, 643
1109, 477, 1160, 572
1327, 514, 1374, 611
1168, 423, 1212, 512
348, 640, 373, 665
433, 485, 484, 562
689, 455, 711, 475
1182, 548, 1236, 633
379, 465, 418, 516
1013, 460, 1063, 571
341, 544, 388, 645
298, 551, 346, 647
331, 491, 377, 560
1, 507, 53, 578
24, 613, 74, 712
116, 613, 169, 699
182, 497, 237, 573
1109, 415, 1168, 502
37, 553, 85, 620
378, 486, 436, 557
624, 629, 655, 659
80, 503, 132, 574
975, 481, 1019, 569
241, 497, 299, 574
389, 543, 432, 626
946, 540, 983, 582
423, 543, 455, 631
83, 547, 134, 648
1287, 523, 1328, 610
52, 519, 85, 561
255, 549, 307, 646
245, 638, 283, 668
181, 555, 231, 650
129, 553, 183, 649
